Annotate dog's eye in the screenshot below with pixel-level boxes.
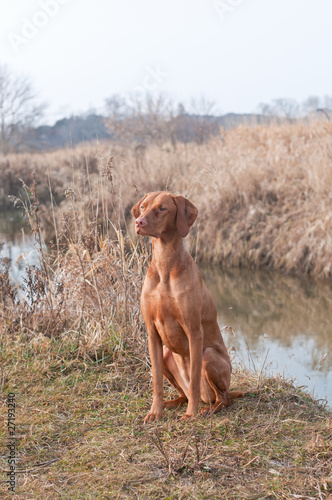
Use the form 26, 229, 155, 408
159, 206, 167, 212
140, 205, 145, 210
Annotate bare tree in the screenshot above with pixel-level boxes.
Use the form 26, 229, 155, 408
104, 93, 128, 121
258, 98, 301, 123
104, 93, 220, 148
189, 95, 217, 117
322, 95, 332, 110
104, 93, 176, 146
257, 102, 273, 116
302, 95, 321, 114
259, 95, 332, 122
0, 65, 46, 155
317, 95, 332, 121
186, 95, 218, 144
262, 98, 300, 121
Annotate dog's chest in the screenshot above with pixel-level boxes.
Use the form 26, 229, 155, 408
142, 281, 189, 354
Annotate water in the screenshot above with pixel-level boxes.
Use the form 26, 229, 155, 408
0, 211, 40, 289
203, 268, 332, 406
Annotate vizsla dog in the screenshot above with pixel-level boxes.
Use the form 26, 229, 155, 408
132, 191, 243, 423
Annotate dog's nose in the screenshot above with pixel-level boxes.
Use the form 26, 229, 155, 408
135, 217, 147, 227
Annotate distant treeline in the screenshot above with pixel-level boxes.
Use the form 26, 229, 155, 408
25, 111, 271, 151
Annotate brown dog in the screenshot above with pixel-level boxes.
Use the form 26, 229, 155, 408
132, 191, 242, 423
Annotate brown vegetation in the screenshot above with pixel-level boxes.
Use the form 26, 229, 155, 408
1, 120, 332, 278
1, 332, 331, 498
1, 121, 332, 498
1, 119, 331, 375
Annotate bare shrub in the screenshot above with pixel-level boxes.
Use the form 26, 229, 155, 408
0, 65, 46, 155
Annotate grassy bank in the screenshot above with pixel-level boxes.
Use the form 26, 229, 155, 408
1, 120, 332, 497
1, 120, 332, 278
0, 334, 331, 499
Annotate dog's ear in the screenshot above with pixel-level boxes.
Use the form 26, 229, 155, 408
132, 195, 148, 218
173, 195, 198, 237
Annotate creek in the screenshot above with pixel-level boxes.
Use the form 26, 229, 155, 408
203, 267, 331, 406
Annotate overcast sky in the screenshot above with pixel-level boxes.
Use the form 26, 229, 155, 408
1, 0, 331, 124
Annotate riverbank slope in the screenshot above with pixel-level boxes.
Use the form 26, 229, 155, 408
1, 334, 331, 499
1, 121, 332, 278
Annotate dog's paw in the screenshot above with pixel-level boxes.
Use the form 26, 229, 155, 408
180, 413, 195, 421
200, 407, 212, 417
200, 401, 226, 416
143, 410, 163, 424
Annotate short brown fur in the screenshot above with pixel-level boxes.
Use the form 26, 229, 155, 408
132, 191, 243, 423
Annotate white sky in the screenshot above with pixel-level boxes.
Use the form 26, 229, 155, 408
1, 0, 331, 124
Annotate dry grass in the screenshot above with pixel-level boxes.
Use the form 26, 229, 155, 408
1, 120, 332, 277
1, 120, 332, 498
0, 334, 331, 499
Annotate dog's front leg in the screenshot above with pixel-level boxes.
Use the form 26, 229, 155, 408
181, 326, 204, 421
143, 324, 164, 424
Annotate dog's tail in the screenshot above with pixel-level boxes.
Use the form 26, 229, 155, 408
228, 390, 244, 400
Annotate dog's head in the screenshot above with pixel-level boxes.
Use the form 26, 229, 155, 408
132, 191, 198, 238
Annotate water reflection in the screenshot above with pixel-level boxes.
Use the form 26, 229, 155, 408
202, 268, 332, 405
0, 211, 40, 287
